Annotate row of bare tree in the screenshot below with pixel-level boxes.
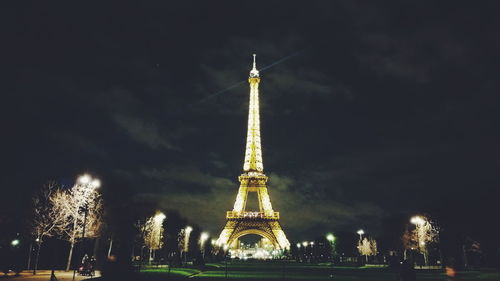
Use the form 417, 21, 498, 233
356, 216, 439, 264
357, 237, 378, 261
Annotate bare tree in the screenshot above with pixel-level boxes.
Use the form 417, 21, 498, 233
30, 181, 66, 273
403, 216, 439, 265
52, 177, 103, 271
141, 212, 165, 264
357, 237, 378, 263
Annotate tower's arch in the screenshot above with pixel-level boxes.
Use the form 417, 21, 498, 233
228, 228, 280, 249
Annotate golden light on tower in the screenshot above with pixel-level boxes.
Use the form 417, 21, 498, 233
243, 53, 264, 173
217, 54, 290, 252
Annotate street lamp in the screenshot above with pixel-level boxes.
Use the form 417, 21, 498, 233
410, 216, 425, 225
357, 229, 364, 240
356, 229, 366, 264
77, 174, 100, 189
76, 173, 100, 273
154, 212, 166, 222
11, 239, 20, 247
411, 215, 428, 266
326, 233, 336, 264
410, 216, 425, 250
200, 232, 209, 245
296, 243, 301, 249
183, 226, 193, 264
91, 179, 101, 189
153, 212, 166, 263
184, 226, 193, 251
78, 174, 91, 184
326, 233, 335, 243
200, 232, 209, 258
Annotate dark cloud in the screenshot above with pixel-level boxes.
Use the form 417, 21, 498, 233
135, 169, 384, 240
141, 166, 235, 191
113, 114, 177, 150
3, 0, 500, 240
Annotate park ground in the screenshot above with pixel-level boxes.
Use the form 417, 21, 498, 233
3, 262, 500, 281
138, 261, 500, 281
1, 270, 100, 281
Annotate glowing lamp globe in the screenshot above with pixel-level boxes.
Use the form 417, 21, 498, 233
78, 174, 91, 184
326, 233, 335, 242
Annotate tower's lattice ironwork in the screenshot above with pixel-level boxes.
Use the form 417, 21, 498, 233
217, 55, 290, 250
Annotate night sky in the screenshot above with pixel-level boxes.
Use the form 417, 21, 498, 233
2, 1, 500, 242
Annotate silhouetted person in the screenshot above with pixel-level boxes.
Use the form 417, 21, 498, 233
388, 252, 400, 268
399, 260, 416, 281
445, 259, 457, 280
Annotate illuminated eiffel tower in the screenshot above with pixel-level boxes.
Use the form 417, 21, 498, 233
217, 54, 290, 251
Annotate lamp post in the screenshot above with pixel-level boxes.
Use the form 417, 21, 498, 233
223, 244, 229, 278
356, 229, 367, 263
410, 216, 428, 266
326, 234, 335, 260
73, 174, 100, 281
183, 226, 193, 265
301, 241, 308, 261
80, 176, 100, 260
309, 241, 315, 261
200, 232, 209, 259
326, 233, 336, 277
153, 212, 166, 265
295, 243, 300, 261
356, 229, 364, 241
139, 219, 146, 272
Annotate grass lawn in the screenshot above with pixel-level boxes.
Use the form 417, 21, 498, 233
137, 261, 500, 281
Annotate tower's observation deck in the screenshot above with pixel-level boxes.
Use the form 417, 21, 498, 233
226, 211, 280, 220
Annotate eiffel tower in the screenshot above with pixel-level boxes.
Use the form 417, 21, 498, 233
217, 54, 290, 251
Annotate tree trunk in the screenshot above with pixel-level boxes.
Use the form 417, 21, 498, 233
462, 244, 468, 270
27, 243, 33, 271
65, 240, 75, 271
93, 237, 100, 258
34, 241, 42, 274
107, 238, 113, 257
66, 213, 79, 271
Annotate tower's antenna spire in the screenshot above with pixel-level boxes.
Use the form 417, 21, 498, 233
249, 53, 259, 78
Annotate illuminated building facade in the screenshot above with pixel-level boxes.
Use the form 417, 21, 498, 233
217, 55, 290, 252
